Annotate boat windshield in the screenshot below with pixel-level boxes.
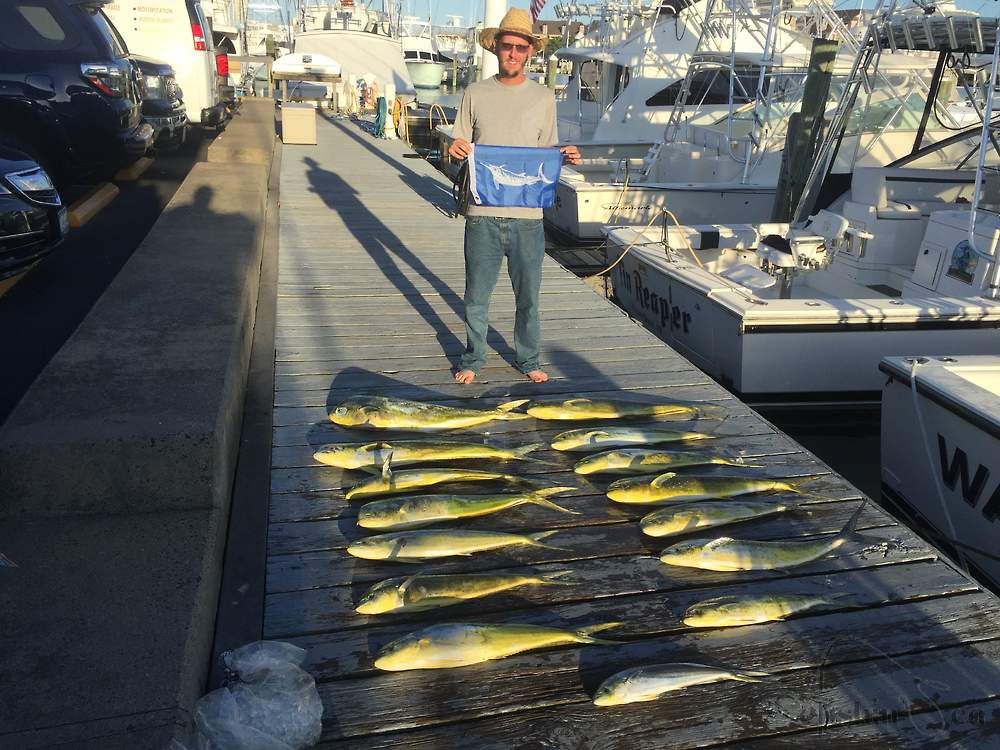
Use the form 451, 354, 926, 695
890, 126, 1000, 171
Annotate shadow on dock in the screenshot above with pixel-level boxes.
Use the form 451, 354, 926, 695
300, 153, 518, 376
328, 115, 456, 217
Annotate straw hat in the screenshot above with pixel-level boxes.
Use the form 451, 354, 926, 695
479, 8, 544, 53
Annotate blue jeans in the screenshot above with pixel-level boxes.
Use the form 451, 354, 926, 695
460, 216, 545, 374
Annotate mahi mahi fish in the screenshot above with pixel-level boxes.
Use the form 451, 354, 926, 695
356, 571, 573, 614
658, 502, 866, 571
574, 448, 760, 475
346, 528, 566, 562
345, 466, 544, 500
606, 473, 822, 505
357, 487, 578, 530
592, 663, 769, 706
314, 439, 546, 470
550, 427, 716, 453
374, 621, 621, 671
682, 592, 851, 628
525, 397, 719, 421
329, 396, 530, 431
639, 499, 793, 538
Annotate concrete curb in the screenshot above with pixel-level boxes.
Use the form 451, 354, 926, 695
0, 160, 267, 516
208, 99, 276, 166
0, 101, 277, 747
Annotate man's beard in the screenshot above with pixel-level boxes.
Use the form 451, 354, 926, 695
497, 60, 525, 78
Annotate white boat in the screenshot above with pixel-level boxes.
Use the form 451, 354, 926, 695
434, 17, 475, 85
402, 18, 447, 89
553, 0, 802, 144
546, 0, 883, 242
272, 52, 342, 77
602, 11, 1000, 402
881, 355, 1000, 592
296, 1, 416, 101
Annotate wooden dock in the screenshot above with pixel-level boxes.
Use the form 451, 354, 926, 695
268, 114, 1000, 748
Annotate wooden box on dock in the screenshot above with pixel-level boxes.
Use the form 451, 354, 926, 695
281, 103, 316, 145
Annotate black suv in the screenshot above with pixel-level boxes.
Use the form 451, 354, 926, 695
0, 0, 153, 190
132, 55, 188, 149
0, 146, 67, 280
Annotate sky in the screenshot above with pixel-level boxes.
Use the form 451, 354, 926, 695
250, 0, 1000, 30
249, 0, 562, 27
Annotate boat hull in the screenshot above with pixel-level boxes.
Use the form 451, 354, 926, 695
609, 248, 1000, 400
296, 29, 416, 100
406, 60, 446, 89
880, 355, 1000, 593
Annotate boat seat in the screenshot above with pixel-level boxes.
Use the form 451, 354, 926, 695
719, 263, 778, 291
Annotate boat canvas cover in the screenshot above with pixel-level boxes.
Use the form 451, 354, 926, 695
467, 145, 562, 208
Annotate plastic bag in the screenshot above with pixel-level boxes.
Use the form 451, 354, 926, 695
177, 640, 323, 750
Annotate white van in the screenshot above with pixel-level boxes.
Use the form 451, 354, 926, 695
103, 0, 229, 128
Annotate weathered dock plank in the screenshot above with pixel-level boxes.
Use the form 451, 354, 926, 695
265, 533, 944, 642
269, 114, 1000, 748
316, 624, 1000, 747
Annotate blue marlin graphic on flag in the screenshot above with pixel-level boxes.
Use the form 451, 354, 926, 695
482, 162, 555, 187
468, 144, 562, 208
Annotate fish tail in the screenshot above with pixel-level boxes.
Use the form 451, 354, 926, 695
705, 414, 732, 434
496, 399, 531, 415
575, 621, 624, 644
528, 495, 581, 515
728, 454, 766, 468
787, 474, 824, 487
694, 404, 727, 420
527, 529, 569, 552
511, 476, 548, 489
512, 442, 546, 459
732, 669, 771, 683
538, 570, 574, 585
795, 490, 838, 502
786, 475, 833, 500
535, 486, 576, 498
839, 501, 867, 539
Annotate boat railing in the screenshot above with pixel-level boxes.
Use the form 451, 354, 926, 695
967, 29, 1000, 297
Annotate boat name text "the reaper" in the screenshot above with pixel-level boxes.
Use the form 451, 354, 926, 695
615, 264, 691, 334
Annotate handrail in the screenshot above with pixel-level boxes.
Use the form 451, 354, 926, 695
968, 34, 1000, 296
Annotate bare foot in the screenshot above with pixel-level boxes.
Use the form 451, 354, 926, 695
455, 369, 476, 384
525, 369, 549, 384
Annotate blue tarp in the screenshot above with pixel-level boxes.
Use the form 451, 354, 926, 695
468, 145, 562, 209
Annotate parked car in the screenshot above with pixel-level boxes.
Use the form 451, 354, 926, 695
0, 146, 67, 280
132, 54, 188, 148
102, 0, 230, 129
0, 0, 153, 191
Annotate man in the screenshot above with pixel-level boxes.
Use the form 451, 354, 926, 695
448, 8, 580, 385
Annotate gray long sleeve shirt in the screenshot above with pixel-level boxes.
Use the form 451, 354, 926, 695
451, 76, 559, 219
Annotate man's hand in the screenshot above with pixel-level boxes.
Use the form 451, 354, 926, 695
449, 138, 472, 160
560, 144, 581, 166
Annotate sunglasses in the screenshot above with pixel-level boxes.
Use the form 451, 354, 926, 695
497, 41, 531, 54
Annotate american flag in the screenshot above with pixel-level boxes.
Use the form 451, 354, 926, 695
530, 0, 546, 22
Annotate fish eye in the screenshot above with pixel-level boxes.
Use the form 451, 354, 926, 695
334, 407, 347, 416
